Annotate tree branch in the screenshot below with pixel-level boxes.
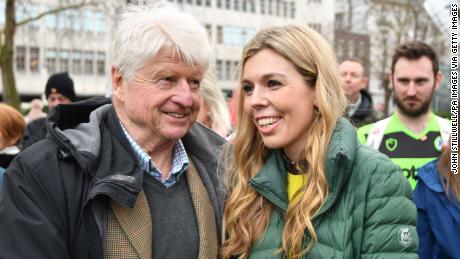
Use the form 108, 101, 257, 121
15, 0, 100, 27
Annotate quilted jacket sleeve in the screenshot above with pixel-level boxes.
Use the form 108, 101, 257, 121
360, 154, 419, 259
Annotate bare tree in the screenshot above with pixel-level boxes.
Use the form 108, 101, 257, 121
0, 0, 102, 110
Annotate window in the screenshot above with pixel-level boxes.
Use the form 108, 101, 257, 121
187, 0, 193, 4
59, 50, 69, 72
222, 26, 255, 46
205, 24, 212, 39
225, 60, 231, 80
46, 14, 57, 29
205, 0, 211, 7
216, 25, 223, 44
234, 0, 239, 10
249, 0, 256, 13
68, 10, 81, 31
30, 47, 40, 73
83, 11, 93, 32
71, 51, 82, 75
84, 51, 94, 75
290, 1, 295, 18
283, 1, 288, 17
94, 12, 107, 33
268, 0, 273, 15
16, 46, 26, 71
46, 49, 57, 74
308, 23, 321, 33
96, 52, 105, 75
242, 0, 247, 11
260, 0, 266, 14
217, 0, 222, 8
216, 60, 223, 80
225, 0, 230, 9
276, 0, 281, 16
197, 0, 202, 6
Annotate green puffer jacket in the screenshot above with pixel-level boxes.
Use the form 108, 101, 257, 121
248, 118, 418, 258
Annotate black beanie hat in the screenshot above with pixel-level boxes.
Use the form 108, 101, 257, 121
45, 72, 76, 101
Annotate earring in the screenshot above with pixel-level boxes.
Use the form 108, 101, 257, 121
314, 107, 320, 116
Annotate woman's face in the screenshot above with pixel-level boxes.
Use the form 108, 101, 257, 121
242, 48, 316, 160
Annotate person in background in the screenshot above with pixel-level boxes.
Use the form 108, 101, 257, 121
339, 58, 376, 127
357, 42, 451, 189
414, 138, 460, 259
24, 98, 46, 124
0, 4, 225, 258
221, 25, 417, 259
22, 71, 76, 149
196, 70, 231, 137
0, 103, 25, 186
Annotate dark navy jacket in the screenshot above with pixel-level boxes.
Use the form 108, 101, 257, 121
413, 159, 460, 259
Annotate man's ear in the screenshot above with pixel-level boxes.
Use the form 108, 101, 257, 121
111, 66, 125, 101
434, 71, 443, 91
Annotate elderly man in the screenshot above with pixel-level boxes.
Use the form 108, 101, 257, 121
0, 5, 225, 259
339, 58, 376, 127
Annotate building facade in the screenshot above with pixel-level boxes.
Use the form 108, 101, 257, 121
0, 0, 334, 101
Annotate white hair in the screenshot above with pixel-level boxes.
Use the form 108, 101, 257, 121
111, 4, 213, 81
201, 69, 231, 137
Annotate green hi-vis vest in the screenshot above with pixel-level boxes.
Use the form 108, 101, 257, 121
357, 113, 451, 189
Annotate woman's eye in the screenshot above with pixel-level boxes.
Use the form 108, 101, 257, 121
242, 84, 254, 94
267, 80, 281, 88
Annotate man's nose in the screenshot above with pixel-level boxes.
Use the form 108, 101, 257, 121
407, 83, 417, 96
171, 79, 193, 107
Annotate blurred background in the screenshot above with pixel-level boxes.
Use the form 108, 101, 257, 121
0, 0, 457, 117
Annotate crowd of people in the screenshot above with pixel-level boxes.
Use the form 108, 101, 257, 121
0, 3, 458, 259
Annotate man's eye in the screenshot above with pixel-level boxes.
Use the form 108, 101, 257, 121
156, 77, 175, 87
398, 79, 410, 85
242, 84, 254, 94
267, 80, 281, 88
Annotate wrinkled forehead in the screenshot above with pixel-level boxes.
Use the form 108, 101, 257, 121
136, 47, 205, 76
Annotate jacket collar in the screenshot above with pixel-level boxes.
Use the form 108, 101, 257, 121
250, 118, 357, 216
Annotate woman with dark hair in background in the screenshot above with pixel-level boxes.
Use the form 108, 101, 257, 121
414, 138, 460, 259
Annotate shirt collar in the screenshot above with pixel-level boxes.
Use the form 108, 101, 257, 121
119, 121, 189, 187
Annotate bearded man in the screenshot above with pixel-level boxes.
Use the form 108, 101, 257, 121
357, 41, 451, 189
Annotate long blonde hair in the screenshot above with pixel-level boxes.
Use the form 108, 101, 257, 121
221, 25, 347, 258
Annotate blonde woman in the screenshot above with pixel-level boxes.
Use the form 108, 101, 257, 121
221, 25, 418, 258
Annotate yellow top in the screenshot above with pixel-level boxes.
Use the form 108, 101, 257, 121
287, 173, 308, 202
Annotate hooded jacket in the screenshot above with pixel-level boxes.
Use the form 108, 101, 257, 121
414, 160, 460, 259
349, 89, 376, 128
0, 97, 226, 258
248, 119, 418, 258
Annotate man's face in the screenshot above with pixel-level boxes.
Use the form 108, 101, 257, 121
339, 60, 368, 103
47, 93, 72, 110
391, 56, 442, 118
112, 48, 203, 146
